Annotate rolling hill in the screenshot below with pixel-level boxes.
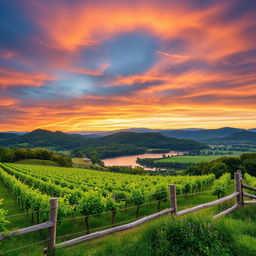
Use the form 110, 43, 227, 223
1, 128, 255, 159
220, 130, 256, 144
0, 129, 207, 159
68, 127, 254, 143
0, 133, 19, 140
159, 127, 245, 142
97, 132, 207, 150
0, 129, 93, 149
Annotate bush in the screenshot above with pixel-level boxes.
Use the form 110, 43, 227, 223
150, 218, 235, 256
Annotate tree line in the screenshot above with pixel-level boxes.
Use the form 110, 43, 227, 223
136, 158, 190, 169
185, 153, 256, 178
0, 147, 72, 167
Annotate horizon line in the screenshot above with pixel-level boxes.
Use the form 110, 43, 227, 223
0, 126, 255, 133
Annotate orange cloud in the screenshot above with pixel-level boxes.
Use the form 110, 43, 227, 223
0, 68, 55, 88
1, 1, 256, 131
27, 1, 216, 51
155, 50, 190, 60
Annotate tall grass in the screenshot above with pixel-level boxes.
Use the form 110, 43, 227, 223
69, 206, 256, 256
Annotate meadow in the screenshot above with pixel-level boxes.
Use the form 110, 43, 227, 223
156, 155, 224, 163
15, 159, 60, 166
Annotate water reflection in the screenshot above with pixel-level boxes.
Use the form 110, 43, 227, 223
103, 151, 179, 168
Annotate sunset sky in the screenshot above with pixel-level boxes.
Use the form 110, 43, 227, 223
0, 0, 256, 131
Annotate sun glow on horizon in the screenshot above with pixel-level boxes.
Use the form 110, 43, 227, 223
0, 0, 255, 131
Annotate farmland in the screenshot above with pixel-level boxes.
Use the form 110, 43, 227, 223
137, 155, 228, 170
156, 155, 226, 164
0, 163, 234, 255
0, 152, 256, 255
1, 160, 256, 255
0, 163, 215, 218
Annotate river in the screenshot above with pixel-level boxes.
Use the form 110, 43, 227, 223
103, 151, 180, 168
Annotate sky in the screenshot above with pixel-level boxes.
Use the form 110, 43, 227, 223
0, 0, 256, 132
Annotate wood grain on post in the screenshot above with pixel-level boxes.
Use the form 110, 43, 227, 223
234, 171, 242, 206
169, 184, 177, 215
47, 198, 58, 255
238, 170, 244, 205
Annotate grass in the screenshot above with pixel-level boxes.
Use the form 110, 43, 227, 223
0, 178, 235, 256
15, 159, 60, 166
72, 158, 92, 166
200, 149, 255, 155
156, 155, 224, 163
53, 201, 256, 256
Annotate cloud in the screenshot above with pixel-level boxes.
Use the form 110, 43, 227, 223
155, 50, 189, 60
0, 0, 256, 131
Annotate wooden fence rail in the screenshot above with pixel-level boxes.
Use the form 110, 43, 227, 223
2, 171, 256, 255
176, 192, 239, 217
0, 198, 58, 255
0, 222, 53, 240
51, 208, 174, 251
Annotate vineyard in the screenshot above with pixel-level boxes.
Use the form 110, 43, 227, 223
0, 163, 215, 223
1, 163, 241, 255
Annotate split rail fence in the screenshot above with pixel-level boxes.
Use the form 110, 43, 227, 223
1, 170, 256, 255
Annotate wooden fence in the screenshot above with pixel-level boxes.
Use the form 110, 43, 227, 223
1, 170, 256, 255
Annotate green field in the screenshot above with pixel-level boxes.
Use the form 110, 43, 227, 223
199, 149, 254, 155
72, 157, 92, 166
15, 159, 60, 166
156, 155, 225, 163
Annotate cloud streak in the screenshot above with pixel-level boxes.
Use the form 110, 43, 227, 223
0, 0, 256, 131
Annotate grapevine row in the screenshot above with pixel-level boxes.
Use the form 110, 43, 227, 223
212, 173, 231, 198
0, 163, 215, 229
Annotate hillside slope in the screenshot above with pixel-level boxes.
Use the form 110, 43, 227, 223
159, 127, 245, 142
0, 133, 19, 140
220, 131, 256, 144
0, 129, 93, 149
0, 130, 207, 159
97, 132, 207, 150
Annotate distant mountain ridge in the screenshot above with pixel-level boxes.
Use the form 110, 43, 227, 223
0, 129, 207, 155
0, 133, 19, 140
1, 127, 255, 136
219, 130, 256, 144
1, 127, 256, 148
159, 127, 246, 142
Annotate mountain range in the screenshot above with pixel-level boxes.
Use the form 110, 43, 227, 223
70, 127, 256, 142
0, 129, 207, 159
0, 127, 256, 153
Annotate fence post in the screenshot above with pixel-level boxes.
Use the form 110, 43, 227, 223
47, 198, 58, 255
238, 170, 244, 205
169, 184, 177, 215
234, 171, 242, 207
